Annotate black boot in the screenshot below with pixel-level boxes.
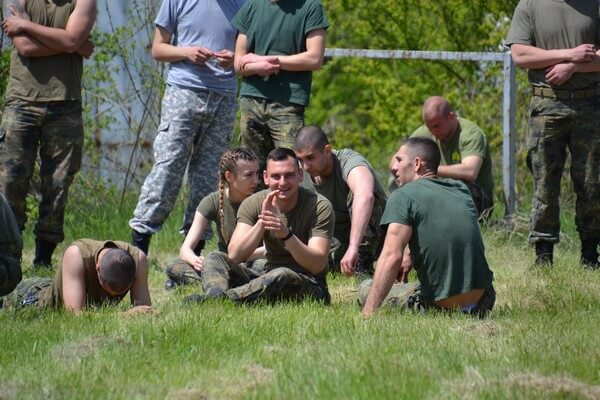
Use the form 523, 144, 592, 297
193, 240, 206, 257
33, 239, 57, 268
581, 239, 599, 269
131, 230, 152, 255
534, 241, 554, 266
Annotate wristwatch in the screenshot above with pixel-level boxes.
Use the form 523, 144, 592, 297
282, 227, 294, 241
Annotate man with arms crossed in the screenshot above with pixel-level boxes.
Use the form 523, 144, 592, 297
410, 96, 494, 220
188, 148, 334, 304
293, 125, 386, 276
6, 239, 152, 314
506, 0, 600, 267
361, 138, 495, 318
1, 0, 95, 267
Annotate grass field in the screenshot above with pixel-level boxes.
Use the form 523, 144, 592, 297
2, 176, 600, 399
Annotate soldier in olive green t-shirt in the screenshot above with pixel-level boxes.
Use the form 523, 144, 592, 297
294, 125, 387, 277
188, 148, 334, 305
410, 96, 494, 220
361, 138, 495, 318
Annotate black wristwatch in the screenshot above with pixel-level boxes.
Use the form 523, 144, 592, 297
282, 227, 294, 241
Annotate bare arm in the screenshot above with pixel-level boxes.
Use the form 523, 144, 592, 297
61, 245, 87, 314
362, 223, 412, 317
151, 26, 214, 64
340, 166, 375, 275
277, 28, 326, 71
179, 211, 210, 271
228, 221, 265, 265
437, 155, 483, 182
510, 43, 596, 70
129, 251, 151, 307
282, 234, 330, 274
234, 32, 279, 77
3, 0, 96, 53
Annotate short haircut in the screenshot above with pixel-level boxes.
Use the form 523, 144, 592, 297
293, 125, 329, 151
266, 147, 299, 166
98, 248, 136, 294
401, 137, 441, 173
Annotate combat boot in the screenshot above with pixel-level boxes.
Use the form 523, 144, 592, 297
33, 239, 57, 268
534, 241, 553, 266
581, 239, 599, 269
131, 230, 152, 255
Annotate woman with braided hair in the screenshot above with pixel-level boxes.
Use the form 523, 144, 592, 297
165, 147, 264, 289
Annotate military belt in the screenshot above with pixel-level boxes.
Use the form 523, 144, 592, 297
532, 86, 600, 100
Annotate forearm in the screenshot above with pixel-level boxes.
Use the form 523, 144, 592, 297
284, 236, 328, 275
362, 252, 402, 316
11, 34, 61, 57
348, 194, 374, 249
179, 247, 199, 266
437, 163, 479, 182
247, 246, 266, 262
573, 56, 600, 73
511, 44, 572, 69
278, 51, 323, 72
228, 223, 265, 264
20, 20, 86, 52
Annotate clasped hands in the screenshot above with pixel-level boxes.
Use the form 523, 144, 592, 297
259, 190, 289, 239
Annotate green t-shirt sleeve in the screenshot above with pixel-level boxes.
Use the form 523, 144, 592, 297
196, 192, 219, 221
505, 0, 535, 46
311, 196, 334, 239
459, 127, 487, 159
380, 189, 412, 227
337, 149, 369, 181
237, 192, 263, 226
304, 1, 329, 34
231, 0, 252, 33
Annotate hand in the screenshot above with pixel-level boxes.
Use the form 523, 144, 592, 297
260, 190, 287, 238
123, 305, 157, 315
251, 60, 280, 77
2, 5, 30, 36
184, 46, 214, 65
545, 63, 576, 86
567, 44, 596, 63
76, 39, 95, 58
192, 255, 205, 272
240, 52, 278, 65
396, 252, 412, 283
214, 49, 234, 68
340, 247, 358, 276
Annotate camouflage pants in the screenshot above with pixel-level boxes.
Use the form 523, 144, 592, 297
4, 277, 52, 308
526, 96, 600, 243
202, 251, 328, 304
166, 255, 267, 286
0, 100, 83, 243
239, 96, 304, 172
357, 279, 496, 318
130, 85, 236, 236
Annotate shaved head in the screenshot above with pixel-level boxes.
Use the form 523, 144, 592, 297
293, 125, 329, 152
422, 96, 453, 120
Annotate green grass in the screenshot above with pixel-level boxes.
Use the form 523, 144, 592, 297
2, 174, 600, 399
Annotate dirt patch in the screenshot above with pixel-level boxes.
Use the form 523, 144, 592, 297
165, 388, 209, 400
507, 373, 600, 399
50, 335, 130, 364
468, 321, 500, 337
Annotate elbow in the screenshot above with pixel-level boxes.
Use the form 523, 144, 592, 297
227, 246, 243, 265
310, 55, 324, 70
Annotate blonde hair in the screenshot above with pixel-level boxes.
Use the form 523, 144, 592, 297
218, 147, 258, 243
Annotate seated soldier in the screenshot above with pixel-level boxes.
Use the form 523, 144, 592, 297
360, 138, 496, 318
411, 96, 494, 220
293, 125, 387, 276
6, 239, 152, 314
187, 147, 334, 304
164, 147, 266, 289
0, 193, 23, 298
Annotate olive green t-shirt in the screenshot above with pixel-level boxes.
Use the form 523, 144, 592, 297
39, 239, 140, 308
505, 0, 600, 90
232, 0, 329, 106
381, 178, 493, 301
6, 0, 83, 102
196, 191, 240, 252
311, 149, 387, 243
236, 187, 334, 273
411, 117, 494, 203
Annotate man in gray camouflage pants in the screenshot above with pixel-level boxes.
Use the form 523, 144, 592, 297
129, 0, 245, 255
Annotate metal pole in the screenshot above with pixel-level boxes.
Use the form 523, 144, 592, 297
502, 52, 517, 217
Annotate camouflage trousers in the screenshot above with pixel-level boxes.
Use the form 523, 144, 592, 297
130, 85, 236, 236
165, 255, 267, 286
357, 279, 496, 318
0, 100, 83, 243
201, 251, 329, 304
526, 95, 600, 243
4, 277, 52, 308
239, 96, 304, 174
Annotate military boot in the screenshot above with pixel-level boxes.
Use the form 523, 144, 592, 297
131, 230, 152, 255
581, 239, 599, 269
33, 239, 57, 268
534, 241, 554, 266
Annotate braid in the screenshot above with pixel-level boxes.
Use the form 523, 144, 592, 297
218, 147, 258, 243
